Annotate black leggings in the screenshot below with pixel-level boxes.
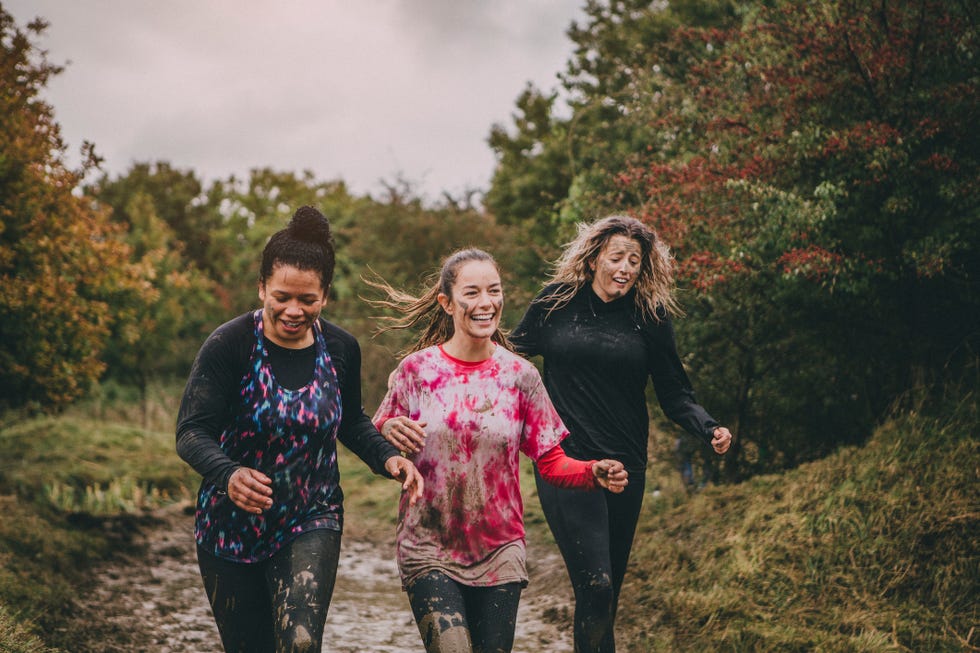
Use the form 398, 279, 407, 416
197, 528, 342, 653
406, 570, 523, 653
534, 467, 646, 653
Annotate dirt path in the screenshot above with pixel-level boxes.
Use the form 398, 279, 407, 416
67, 503, 573, 652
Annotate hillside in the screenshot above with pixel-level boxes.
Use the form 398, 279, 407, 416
618, 392, 978, 651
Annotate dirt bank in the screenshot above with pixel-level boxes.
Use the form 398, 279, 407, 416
65, 503, 573, 652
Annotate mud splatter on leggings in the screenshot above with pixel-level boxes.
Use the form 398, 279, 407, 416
197, 528, 341, 653
534, 467, 647, 653
406, 570, 522, 653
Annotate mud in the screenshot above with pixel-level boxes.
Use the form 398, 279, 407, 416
66, 503, 573, 652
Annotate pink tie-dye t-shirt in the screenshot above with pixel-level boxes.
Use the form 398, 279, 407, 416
373, 344, 568, 586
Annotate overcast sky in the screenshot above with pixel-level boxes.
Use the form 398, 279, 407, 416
7, 1, 585, 202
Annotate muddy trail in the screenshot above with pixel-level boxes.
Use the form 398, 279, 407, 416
65, 503, 574, 652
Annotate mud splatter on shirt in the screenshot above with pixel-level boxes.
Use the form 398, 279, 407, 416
195, 310, 342, 563
374, 345, 568, 586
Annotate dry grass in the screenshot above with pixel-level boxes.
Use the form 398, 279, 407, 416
618, 392, 978, 652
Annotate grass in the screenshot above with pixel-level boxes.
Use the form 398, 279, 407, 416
0, 383, 974, 651
0, 381, 198, 651
617, 391, 978, 652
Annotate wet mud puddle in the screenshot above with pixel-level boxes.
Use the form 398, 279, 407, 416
70, 503, 572, 652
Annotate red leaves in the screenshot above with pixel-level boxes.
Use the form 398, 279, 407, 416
776, 246, 844, 281
678, 251, 750, 291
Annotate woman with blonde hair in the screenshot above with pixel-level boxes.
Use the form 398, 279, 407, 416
510, 215, 733, 652
369, 247, 629, 653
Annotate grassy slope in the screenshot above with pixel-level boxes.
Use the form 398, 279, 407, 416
618, 392, 978, 652
0, 389, 974, 652
0, 385, 198, 652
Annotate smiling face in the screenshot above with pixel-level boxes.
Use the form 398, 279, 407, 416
258, 264, 328, 348
590, 234, 643, 302
438, 259, 503, 344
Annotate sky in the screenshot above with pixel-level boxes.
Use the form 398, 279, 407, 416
6, 1, 585, 202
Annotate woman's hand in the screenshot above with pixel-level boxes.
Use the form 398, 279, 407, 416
384, 456, 425, 506
711, 427, 734, 454
227, 467, 273, 514
592, 460, 629, 493
380, 416, 428, 455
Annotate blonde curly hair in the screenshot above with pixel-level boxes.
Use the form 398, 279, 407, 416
540, 215, 680, 321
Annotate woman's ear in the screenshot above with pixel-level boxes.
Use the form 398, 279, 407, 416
437, 292, 452, 314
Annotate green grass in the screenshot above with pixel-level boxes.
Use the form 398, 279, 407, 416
0, 381, 199, 651
617, 392, 978, 652
0, 384, 974, 652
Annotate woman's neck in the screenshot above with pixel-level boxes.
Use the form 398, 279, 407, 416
441, 335, 494, 362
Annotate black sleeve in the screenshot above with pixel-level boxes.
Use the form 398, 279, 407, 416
645, 314, 719, 447
324, 322, 400, 476
175, 316, 250, 491
510, 287, 552, 356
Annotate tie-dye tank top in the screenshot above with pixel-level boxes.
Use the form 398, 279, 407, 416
195, 309, 343, 563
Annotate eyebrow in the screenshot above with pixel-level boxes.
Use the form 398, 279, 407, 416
460, 283, 502, 291
272, 290, 321, 299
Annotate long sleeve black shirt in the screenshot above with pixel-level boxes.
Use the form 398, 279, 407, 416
510, 284, 718, 473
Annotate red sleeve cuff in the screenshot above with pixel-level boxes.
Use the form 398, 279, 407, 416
536, 444, 597, 490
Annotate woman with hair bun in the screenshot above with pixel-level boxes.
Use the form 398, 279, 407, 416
369, 248, 628, 653
510, 215, 733, 652
176, 205, 423, 653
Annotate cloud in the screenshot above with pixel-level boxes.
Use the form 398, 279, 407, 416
5, 0, 584, 200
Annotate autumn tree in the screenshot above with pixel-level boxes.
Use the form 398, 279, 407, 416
0, 8, 139, 411
615, 0, 980, 473
487, 0, 979, 476
88, 161, 221, 276
96, 191, 216, 409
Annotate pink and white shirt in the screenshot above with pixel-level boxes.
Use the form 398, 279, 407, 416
374, 344, 588, 587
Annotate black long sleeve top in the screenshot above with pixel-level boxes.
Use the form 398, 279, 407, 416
176, 312, 398, 492
510, 284, 718, 474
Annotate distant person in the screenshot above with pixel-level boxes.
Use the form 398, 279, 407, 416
510, 215, 733, 652
368, 248, 629, 653
675, 434, 712, 493
176, 206, 423, 653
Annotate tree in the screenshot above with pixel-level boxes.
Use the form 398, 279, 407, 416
487, 0, 979, 476
87, 161, 221, 276
0, 8, 139, 411
615, 0, 980, 473
98, 191, 216, 410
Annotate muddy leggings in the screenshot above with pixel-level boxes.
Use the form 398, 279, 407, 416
406, 570, 522, 653
196, 528, 341, 653
534, 467, 646, 653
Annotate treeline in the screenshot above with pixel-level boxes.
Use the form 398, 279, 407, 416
2, 1, 977, 480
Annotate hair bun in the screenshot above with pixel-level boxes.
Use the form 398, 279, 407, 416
289, 206, 332, 245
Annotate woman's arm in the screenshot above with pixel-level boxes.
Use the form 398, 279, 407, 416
509, 289, 551, 356
536, 444, 628, 492
646, 314, 720, 447
175, 321, 245, 491
327, 324, 401, 475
